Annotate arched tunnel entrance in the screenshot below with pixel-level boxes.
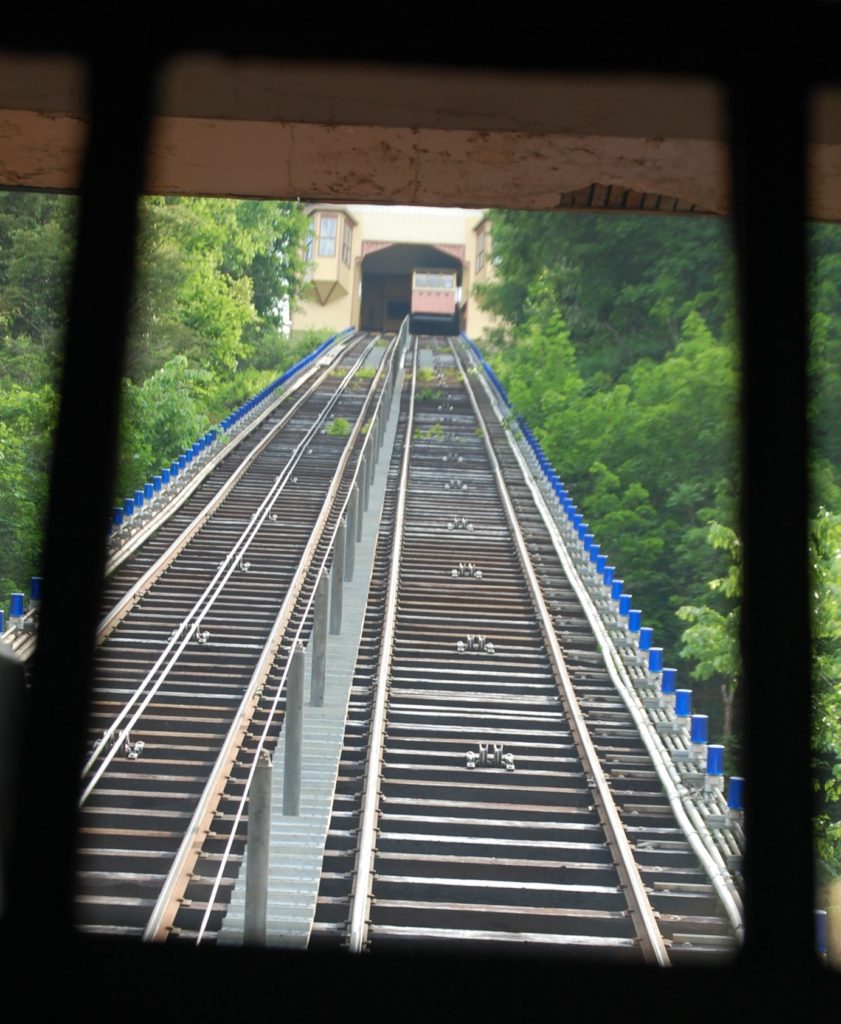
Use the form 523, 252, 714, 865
359, 242, 463, 332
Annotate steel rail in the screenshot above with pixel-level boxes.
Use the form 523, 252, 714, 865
451, 339, 671, 967
96, 332, 373, 645
6, 331, 360, 666
470, 352, 745, 942
144, 334, 403, 942
347, 336, 418, 954
103, 331, 359, 577
81, 335, 383, 798
190, 327, 408, 944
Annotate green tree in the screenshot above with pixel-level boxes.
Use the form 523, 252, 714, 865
677, 522, 741, 742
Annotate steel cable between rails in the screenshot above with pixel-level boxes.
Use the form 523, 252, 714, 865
464, 338, 744, 947
347, 335, 417, 954
450, 338, 671, 967
101, 330, 362, 578
184, 331, 407, 944
7, 332, 363, 666
80, 335, 386, 803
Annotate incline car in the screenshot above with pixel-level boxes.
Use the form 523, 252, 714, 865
409, 268, 460, 335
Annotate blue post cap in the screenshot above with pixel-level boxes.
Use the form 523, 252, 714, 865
648, 647, 664, 672
30, 576, 42, 601
816, 910, 829, 956
627, 609, 642, 632
727, 776, 744, 811
706, 744, 725, 775
572, 513, 583, 529
195, 440, 203, 454
596, 554, 607, 574
583, 533, 594, 552
185, 449, 194, 463
113, 507, 124, 526
153, 475, 163, 492
589, 543, 600, 563
0, 609, 4, 633
610, 579, 624, 600
170, 461, 179, 477
577, 522, 588, 540
690, 714, 708, 744
639, 626, 653, 650
618, 594, 632, 616
675, 689, 692, 717
144, 482, 153, 500
124, 497, 135, 516
661, 667, 677, 694
10, 592, 25, 617
603, 566, 615, 586
134, 490, 144, 509
179, 454, 188, 468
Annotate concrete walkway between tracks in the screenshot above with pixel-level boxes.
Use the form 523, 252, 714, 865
219, 365, 404, 948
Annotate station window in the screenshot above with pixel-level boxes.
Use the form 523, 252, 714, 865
318, 214, 337, 257
342, 220, 353, 266
476, 225, 486, 271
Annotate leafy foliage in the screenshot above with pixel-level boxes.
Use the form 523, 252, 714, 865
0, 191, 310, 601
479, 208, 841, 878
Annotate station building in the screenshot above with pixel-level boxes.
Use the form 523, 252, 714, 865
291, 204, 499, 340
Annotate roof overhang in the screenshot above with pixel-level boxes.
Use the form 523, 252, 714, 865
2, 54, 841, 220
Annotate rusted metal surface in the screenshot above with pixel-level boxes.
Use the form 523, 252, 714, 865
75, 333, 397, 938
313, 337, 738, 962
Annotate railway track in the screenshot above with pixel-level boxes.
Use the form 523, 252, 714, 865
66, 326, 741, 960
74, 330, 401, 938
309, 336, 741, 962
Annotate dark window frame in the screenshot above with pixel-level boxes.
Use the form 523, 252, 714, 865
1, 20, 836, 1015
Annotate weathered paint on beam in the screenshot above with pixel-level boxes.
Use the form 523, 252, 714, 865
1, 55, 841, 219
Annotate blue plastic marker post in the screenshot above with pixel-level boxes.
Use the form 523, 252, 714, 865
194, 440, 202, 455
727, 776, 744, 812
179, 454, 188, 469
30, 577, 42, 602
627, 609, 642, 633
639, 626, 653, 651
675, 689, 692, 719
660, 667, 677, 710
144, 482, 153, 501
9, 592, 24, 626
0, 609, 4, 633
618, 594, 632, 616
153, 475, 162, 493
589, 543, 600, 563
705, 744, 725, 793
185, 449, 193, 464
583, 533, 594, 552
170, 461, 179, 478
113, 507, 124, 527
603, 566, 615, 586
610, 579, 624, 600
691, 714, 709, 744
816, 910, 829, 958
134, 490, 144, 510
661, 667, 677, 696
648, 647, 664, 673
596, 554, 607, 575
706, 744, 725, 776
124, 497, 135, 517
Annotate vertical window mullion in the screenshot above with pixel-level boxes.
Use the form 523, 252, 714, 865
6, 49, 156, 935
729, 63, 814, 971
